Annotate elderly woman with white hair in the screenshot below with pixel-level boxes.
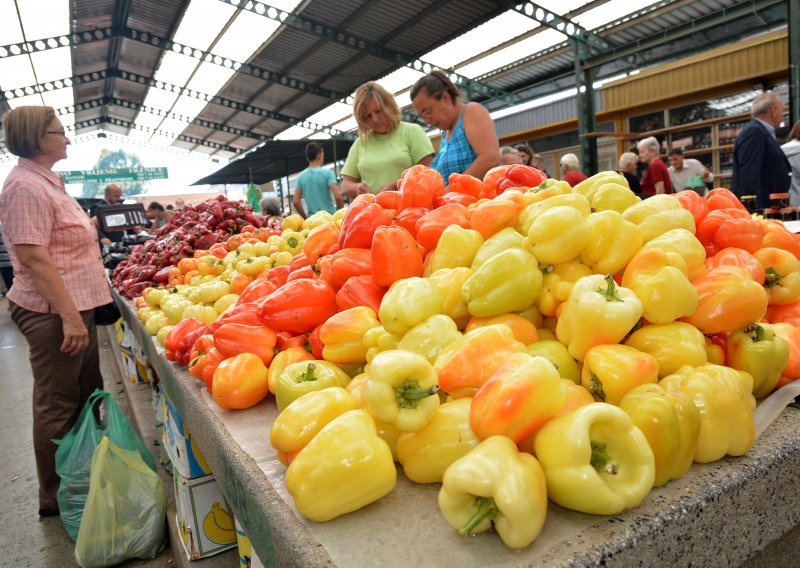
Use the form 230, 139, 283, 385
618, 151, 642, 196
637, 136, 672, 196
559, 153, 587, 187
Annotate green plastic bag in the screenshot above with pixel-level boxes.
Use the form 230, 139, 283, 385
74, 436, 165, 567
54, 389, 156, 541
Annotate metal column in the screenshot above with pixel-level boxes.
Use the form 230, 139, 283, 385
790, 0, 800, 126
572, 38, 598, 176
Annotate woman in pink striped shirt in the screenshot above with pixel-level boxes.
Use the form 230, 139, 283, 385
0, 106, 111, 518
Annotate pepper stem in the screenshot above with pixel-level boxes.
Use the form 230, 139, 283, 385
744, 323, 765, 342
459, 497, 499, 535
395, 380, 440, 409
764, 268, 781, 288
299, 363, 317, 382
590, 373, 606, 402
591, 441, 620, 475
597, 274, 623, 302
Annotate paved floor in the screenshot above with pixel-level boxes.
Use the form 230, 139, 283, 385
0, 297, 174, 568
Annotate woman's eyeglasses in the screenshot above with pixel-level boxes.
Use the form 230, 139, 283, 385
45, 130, 68, 137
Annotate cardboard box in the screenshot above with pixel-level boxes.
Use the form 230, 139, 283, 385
173, 470, 237, 560
234, 517, 264, 568
162, 392, 212, 479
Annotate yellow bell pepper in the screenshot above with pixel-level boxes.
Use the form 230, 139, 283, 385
640, 228, 707, 281
424, 225, 484, 275
621, 194, 696, 243
591, 182, 640, 213
534, 402, 655, 515
285, 409, 396, 522
275, 360, 351, 412
526, 205, 590, 266
396, 314, 463, 365
271, 250, 293, 267
270, 387, 358, 466
156, 324, 174, 346
143, 287, 168, 307
235, 255, 272, 277
537, 261, 593, 318
278, 230, 305, 255
726, 323, 790, 398
438, 436, 547, 549
180, 304, 219, 325
268, 346, 315, 394
379, 277, 443, 335
144, 311, 170, 336
624, 322, 707, 377
526, 339, 581, 383
363, 350, 441, 432
363, 325, 400, 364
572, 171, 627, 203
580, 210, 643, 275
556, 274, 643, 361
428, 267, 472, 325
470, 353, 567, 443
523, 179, 571, 206
465, 313, 538, 345
213, 293, 239, 315
345, 374, 402, 460
462, 248, 543, 318
396, 398, 480, 484
659, 364, 756, 463
621, 248, 698, 324
160, 296, 193, 325
281, 213, 304, 232
319, 306, 380, 365
516, 192, 591, 235
470, 227, 526, 269
302, 210, 334, 231
619, 383, 700, 487
581, 344, 660, 405
753, 247, 800, 305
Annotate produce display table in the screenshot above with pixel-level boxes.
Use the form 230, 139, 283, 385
114, 291, 800, 567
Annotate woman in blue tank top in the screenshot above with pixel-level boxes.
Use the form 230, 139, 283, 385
410, 70, 500, 184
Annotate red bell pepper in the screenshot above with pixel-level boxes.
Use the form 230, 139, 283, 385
448, 173, 484, 199
394, 207, 429, 237
214, 323, 277, 366
706, 187, 747, 212
696, 207, 765, 255
674, 189, 709, 225
257, 278, 338, 333
398, 164, 446, 211
302, 222, 340, 263
336, 274, 386, 314
265, 265, 290, 288
481, 165, 512, 199
374, 190, 401, 210
414, 204, 470, 250
371, 225, 424, 287
163, 317, 204, 355
766, 300, 800, 327
289, 253, 311, 273
433, 193, 478, 208
308, 324, 324, 359
318, 248, 372, 290
275, 331, 311, 352
237, 278, 278, 305
188, 334, 216, 380
287, 264, 319, 281
338, 194, 394, 249
496, 164, 548, 193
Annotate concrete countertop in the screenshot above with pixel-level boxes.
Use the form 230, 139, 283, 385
116, 294, 800, 567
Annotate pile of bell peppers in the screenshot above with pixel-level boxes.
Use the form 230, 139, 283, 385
129, 165, 800, 550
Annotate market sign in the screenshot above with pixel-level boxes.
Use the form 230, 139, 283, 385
58, 167, 169, 184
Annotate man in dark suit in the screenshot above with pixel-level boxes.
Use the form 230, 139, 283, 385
732, 92, 791, 209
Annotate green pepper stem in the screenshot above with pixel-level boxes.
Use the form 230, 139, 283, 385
395, 381, 439, 409
299, 363, 317, 382
597, 274, 623, 302
744, 323, 765, 342
541, 265, 555, 275
590, 373, 606, 402
459, 497, 499, 535
591, 441, 620, 475
764, 268, 781, 288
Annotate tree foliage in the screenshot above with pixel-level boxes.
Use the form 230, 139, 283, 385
80, 148, 144, 198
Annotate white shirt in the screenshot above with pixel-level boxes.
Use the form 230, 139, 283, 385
668, 159, 713, 193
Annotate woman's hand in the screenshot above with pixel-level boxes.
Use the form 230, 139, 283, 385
60, 311, 89, 356
376, 181, 398, 194
342, 176, 372, 198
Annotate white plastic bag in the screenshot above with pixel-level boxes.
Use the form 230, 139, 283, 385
74, 436, 166, 568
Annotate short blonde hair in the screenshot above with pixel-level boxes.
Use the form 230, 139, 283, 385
560, 153, 581, 169
352, 82, 400, 141
3, 106, 56, 159
619, 152, 639, 169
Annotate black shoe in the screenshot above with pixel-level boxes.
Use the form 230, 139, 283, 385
38, 507, 59, 518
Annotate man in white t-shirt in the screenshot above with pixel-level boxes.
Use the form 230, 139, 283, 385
668, 148, 713, 195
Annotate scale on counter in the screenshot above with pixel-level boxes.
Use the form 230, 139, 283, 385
95, 203, 148, 231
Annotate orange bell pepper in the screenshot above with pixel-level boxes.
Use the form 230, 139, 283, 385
371, 226, 424, 288
465, 314, 538, 345
448, 173, 484, 199
681, 265, 768, 334
433, 192, 478, 208
468, 189, 526, 240
517, 380, 593, 454
398, 164, 446, 211
213, 323, 277, 366
318, 248, 372, 290
470, 352, 568, 443
337, 194, 393, 249
229, 272, 254, 295
257, 278, 338, 334
705, 247, 766, 285
753, 247, 800, 305
335, 274, 385, 314
201, 347, 227, 393
212, 352, 270, 410
374, 190, 401, 210
394, 207, 429, 237
674, 189, 708, 225
481, 165, 512, 199
705, 187, 747, 212
236, 278, 278, 305
414, 204, 470, 250
434, 324, 526, 398
766, 300, 800, 327
696, 208, 765, 255
267, 345, 316, 394
319, 306, 380, 364
188, 334, 216, 380
302, 222, 340, 263
772, 323, 800, 380
760, 219, 800, 259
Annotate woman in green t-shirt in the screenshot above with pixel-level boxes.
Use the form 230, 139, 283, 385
341, 82, 435, 197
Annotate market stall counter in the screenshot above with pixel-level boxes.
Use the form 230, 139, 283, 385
114, 290, 800, 567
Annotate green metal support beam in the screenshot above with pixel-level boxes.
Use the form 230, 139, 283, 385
571, 39, 598, 176
790, 0, 799, 126
215, 0, 519, 105
514, 1, 614, 56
